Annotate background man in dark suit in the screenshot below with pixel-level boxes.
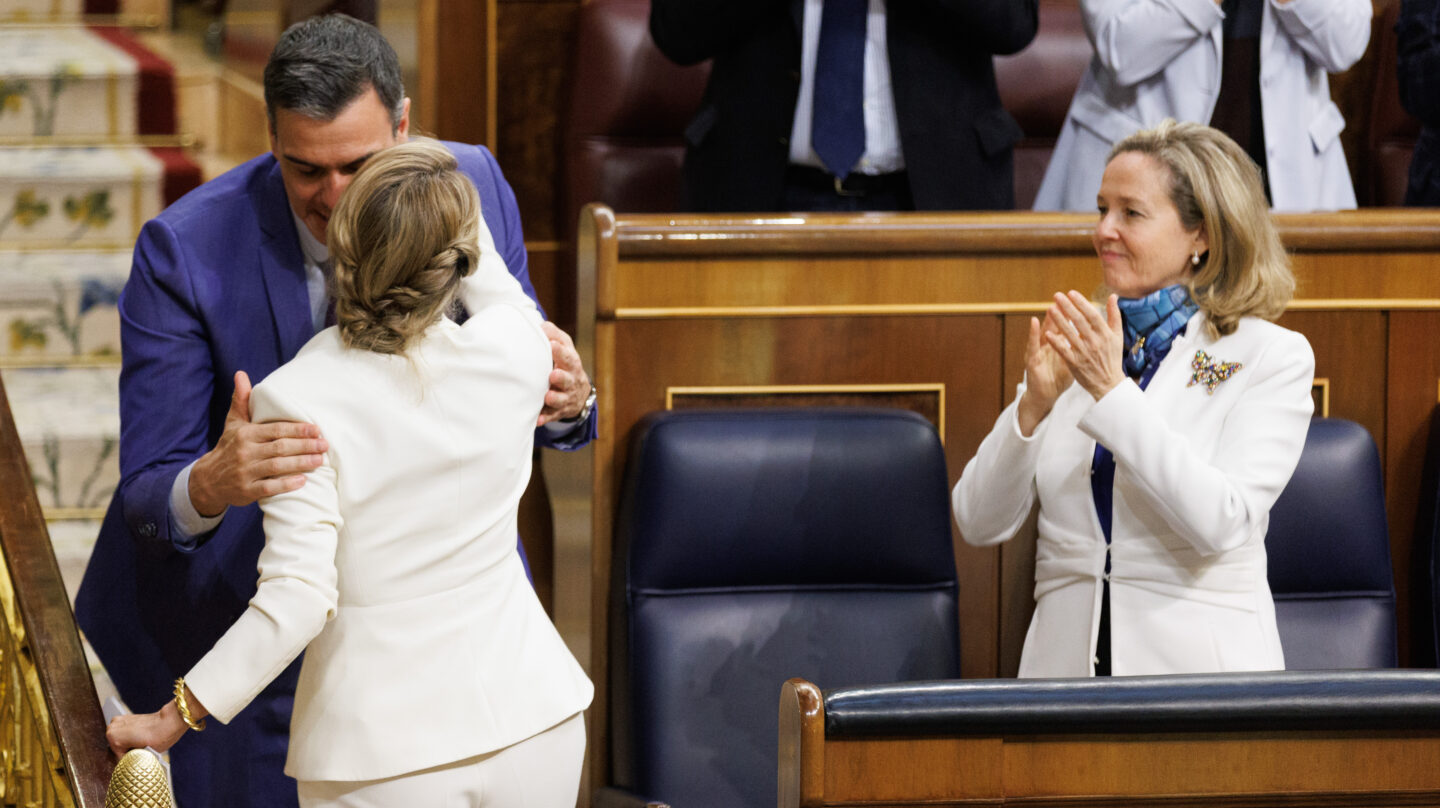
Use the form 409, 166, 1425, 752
1398, 0, 1440, 206
650, 0, 1038, 212
76, 14, 595, 808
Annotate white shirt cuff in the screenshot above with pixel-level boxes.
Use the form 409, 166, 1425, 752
170, 460, 226, 542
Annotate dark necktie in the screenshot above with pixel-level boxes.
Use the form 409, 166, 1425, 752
320, 259, 337, 328
811, 0, 867, 180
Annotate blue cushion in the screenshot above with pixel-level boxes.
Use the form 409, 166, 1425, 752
610, 407, 960, 808
1266, 418, 1397, 669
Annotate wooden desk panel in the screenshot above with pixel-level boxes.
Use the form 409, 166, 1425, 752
780, 678, 1440, 808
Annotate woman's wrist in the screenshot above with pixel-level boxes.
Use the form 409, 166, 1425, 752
1016, 390, 1052, 437
1084, 373, 1125, 402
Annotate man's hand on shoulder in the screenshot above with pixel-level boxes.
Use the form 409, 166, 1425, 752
538, 321, 593, 426
188, 371, 328, 516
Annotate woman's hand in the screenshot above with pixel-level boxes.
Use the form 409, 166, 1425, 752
1017, 311, 1074, 436
106, 702, 189, 758
1044, 291, 1126, 401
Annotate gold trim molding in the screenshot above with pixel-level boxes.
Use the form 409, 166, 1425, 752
614, 299, 1440, 320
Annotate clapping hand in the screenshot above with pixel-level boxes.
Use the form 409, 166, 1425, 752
1043, 291, 1126, 401
1016, 307, 1075, 436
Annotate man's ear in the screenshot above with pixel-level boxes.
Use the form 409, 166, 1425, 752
396, 97, 412, 141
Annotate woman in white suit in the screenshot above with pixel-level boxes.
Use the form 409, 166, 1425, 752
106, 139, 594, 806
1032, 0, 1369, 212
954, 121, 1314, 677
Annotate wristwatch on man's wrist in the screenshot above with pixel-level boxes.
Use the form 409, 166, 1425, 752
561, 384, 597, 424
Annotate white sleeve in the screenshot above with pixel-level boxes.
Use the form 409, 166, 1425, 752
457, 218, 542, 319
1078, 329, 1315, 556
951, 383, 1048, 547
1269, 0, 1371, 74
184, 383, 341, 724
1081, 0, 1223, 86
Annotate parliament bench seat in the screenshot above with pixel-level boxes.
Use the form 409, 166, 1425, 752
780, 670, 1440, 807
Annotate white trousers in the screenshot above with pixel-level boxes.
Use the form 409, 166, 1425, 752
296, 712, 586, 808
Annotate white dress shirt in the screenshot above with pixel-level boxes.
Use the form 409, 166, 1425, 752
789, 0, 905, 175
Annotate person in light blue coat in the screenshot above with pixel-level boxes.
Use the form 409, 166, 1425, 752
1034, 0, 1369, 212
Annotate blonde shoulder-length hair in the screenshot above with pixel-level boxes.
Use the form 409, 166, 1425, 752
1108, 120, 1294, 338
326, 137, 481, 354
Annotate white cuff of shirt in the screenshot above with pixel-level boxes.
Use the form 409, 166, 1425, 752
542, 415, 585, 438
170, 460, 226, 542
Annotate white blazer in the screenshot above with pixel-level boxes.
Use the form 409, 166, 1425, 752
1032, 0, 1370, 212
953, 313, 1314, 677
184, 235, 593, 782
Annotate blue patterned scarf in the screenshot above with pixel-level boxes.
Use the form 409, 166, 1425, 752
1118, 284, 1199, 378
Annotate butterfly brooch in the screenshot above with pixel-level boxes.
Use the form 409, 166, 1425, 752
1188, 350, 1243, 395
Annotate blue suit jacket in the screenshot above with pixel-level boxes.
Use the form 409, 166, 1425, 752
75, 142, 593, 808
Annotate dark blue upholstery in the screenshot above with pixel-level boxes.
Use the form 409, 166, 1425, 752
609, 408, 960, 808
1412, 405, 1440, 668
1266, 418, 1397, 669
822, 670, 1440, 737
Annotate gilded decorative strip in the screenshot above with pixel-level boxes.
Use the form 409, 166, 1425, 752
0, 136, 194, 147
1313, 378, 1331, 419
614, 299, 1440, 320
0, 535, 77, 807
41, 507, 107, 521
131, 169, 144, 241
0, 15, 160, 27
0, 356, 122, 370
106, 71, 118, 139
0, 240, 134, 252
665, 383, 946, 440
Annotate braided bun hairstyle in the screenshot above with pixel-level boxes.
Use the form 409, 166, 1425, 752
326, 138, 481, 354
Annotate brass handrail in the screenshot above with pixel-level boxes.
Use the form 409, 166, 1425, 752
0, 373, 113, 806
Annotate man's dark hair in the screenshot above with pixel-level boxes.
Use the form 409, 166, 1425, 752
263, 13, 405, 133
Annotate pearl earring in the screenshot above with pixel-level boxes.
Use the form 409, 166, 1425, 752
1191, 251, 1200, 267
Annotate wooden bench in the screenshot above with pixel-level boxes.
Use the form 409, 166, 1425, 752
779, 671, 1440, 807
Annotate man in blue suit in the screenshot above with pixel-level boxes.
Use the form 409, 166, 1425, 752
75, 14, 595, 807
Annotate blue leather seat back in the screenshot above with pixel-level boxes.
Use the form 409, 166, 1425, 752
1266, 418, 1397, 669
611, 407, 960, 808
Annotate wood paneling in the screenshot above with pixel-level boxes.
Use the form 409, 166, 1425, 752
781, 678, 1440, 808
1386, 311, 1440, 660
496, 0, 577, 243
416, 0, 495, 147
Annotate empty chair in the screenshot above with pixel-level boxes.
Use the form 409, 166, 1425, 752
604, 407, 960, 808
1266, 418, 1398, 669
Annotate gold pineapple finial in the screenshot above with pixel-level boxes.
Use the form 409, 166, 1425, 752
104, 749, 174, 808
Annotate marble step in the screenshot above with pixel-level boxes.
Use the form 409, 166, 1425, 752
0, 145, 166, 248
2, 365, 118, 515
49, 517, 100, 604
0, 26, 160, 139
0, 249, 127, 363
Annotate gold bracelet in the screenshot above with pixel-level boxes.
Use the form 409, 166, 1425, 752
173, 678, 206, 732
